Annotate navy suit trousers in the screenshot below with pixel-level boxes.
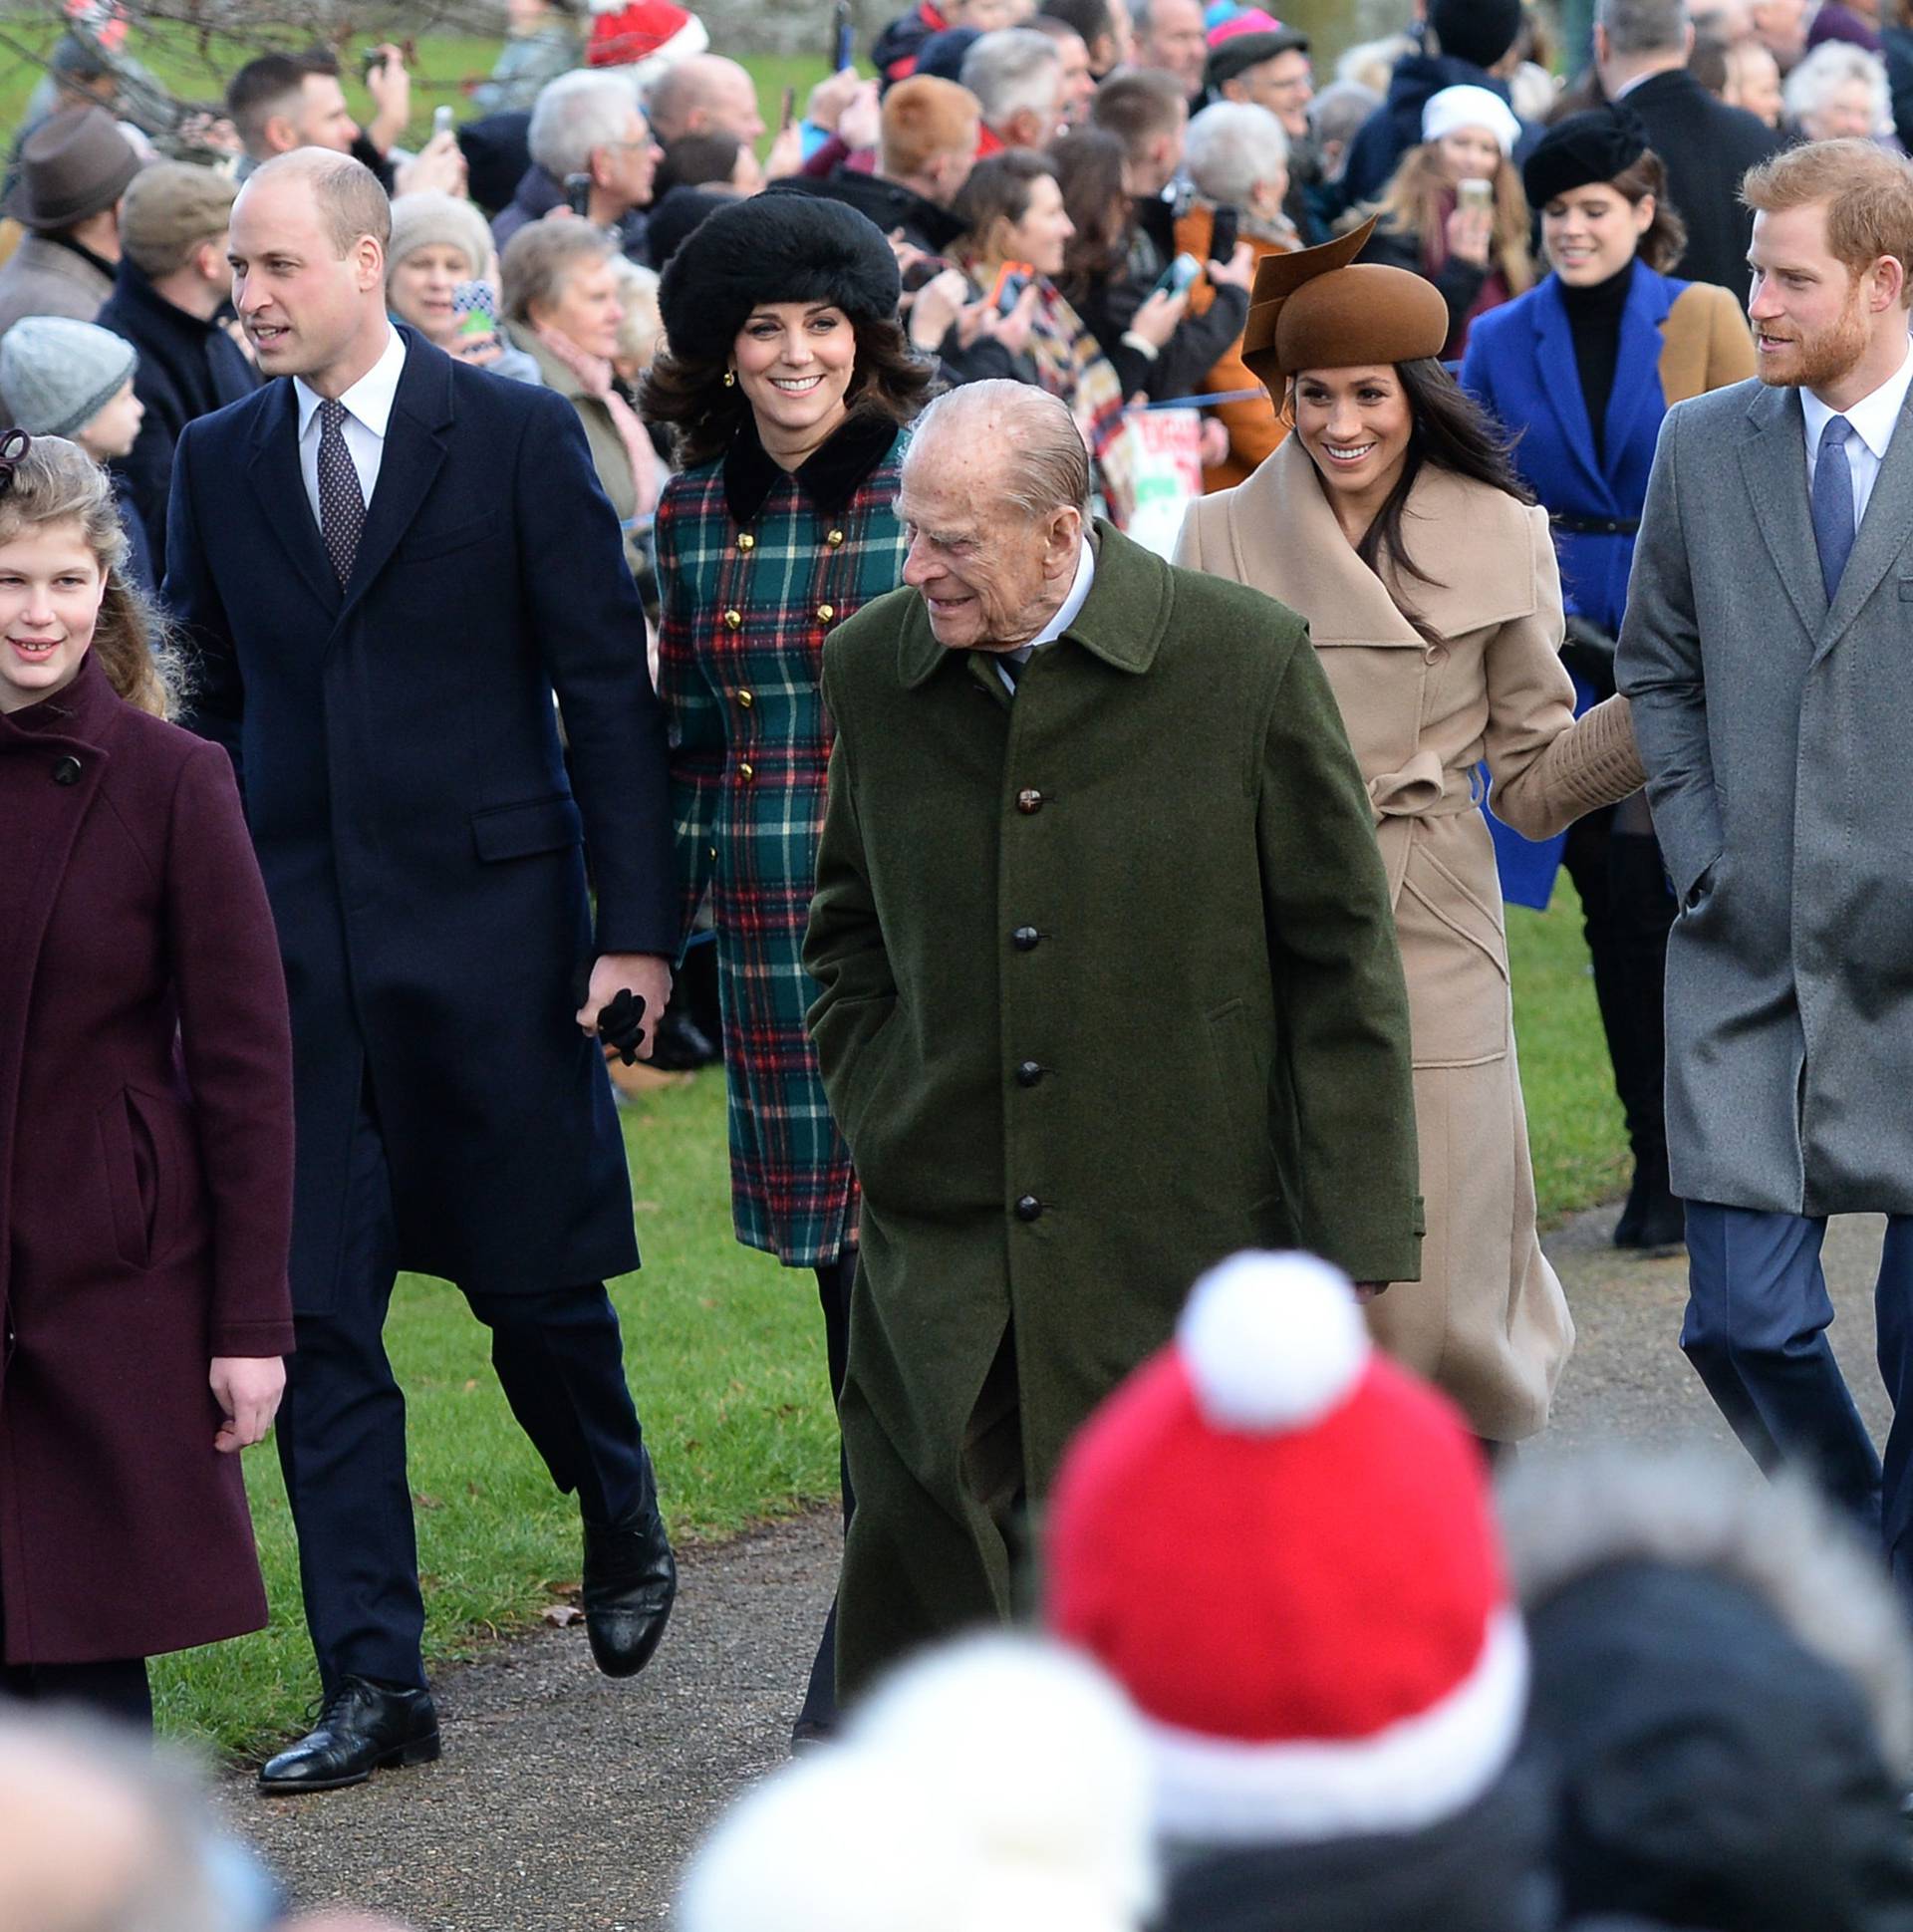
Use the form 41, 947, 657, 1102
274, 1081, 652, 1691
1684, 1203, 1913, 1582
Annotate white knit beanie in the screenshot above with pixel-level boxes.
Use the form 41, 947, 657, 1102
0, 317, 137, 438
385, 190, 496, 282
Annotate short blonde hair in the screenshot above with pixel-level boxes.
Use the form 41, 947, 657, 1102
1742, 137, 1913, 303
608, 258, 662, 369
499, 216, 618, 325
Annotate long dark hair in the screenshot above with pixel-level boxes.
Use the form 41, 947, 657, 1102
1290, 358, 1534, 639
1051, 127, 1132, 301
639, 316, 934, 470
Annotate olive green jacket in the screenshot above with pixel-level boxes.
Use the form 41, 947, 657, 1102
804, 523, 1422, 1692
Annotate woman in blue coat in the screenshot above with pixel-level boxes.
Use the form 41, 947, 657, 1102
1461, 107, 1754, 1251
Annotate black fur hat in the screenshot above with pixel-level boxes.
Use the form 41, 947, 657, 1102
658, 191, 902, 358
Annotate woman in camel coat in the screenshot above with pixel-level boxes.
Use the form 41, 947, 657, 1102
1178, 221, 1646, 1443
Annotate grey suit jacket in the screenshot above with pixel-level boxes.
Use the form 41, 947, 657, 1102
0, 232, 112, 340
1617, 375, 1913, 1215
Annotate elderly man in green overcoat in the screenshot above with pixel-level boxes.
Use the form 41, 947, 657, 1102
805, 382, 1422, 1701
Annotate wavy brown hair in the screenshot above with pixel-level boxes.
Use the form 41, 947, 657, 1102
0, 434, 180, 717
639, 315, 933, 470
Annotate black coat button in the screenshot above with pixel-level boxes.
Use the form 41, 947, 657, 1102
51, 755, 82, 786
1011, 926, 1040, 952
1015, 1194, 1043, 1222
1016, 788, 1044, 815
1015, 1060, 1044, 1088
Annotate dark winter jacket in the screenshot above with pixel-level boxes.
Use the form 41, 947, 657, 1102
1526, 1560, 1913, 1932
1339, 53, 1535, 209
773, 165, 963, 256
1159, 1760, 1555, 1932
872, 2, 948, 83
97, 259, 259, 569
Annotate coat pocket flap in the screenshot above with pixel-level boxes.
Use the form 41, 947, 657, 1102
470, 793, 584, 862
401, 511, 500, 562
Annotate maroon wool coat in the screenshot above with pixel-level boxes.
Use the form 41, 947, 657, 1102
0, 650, 295, 1665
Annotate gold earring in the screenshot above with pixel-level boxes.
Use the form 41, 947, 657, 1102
723, 369, 735, 388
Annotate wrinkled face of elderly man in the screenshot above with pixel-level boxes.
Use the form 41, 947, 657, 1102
896, 397, 1087, 653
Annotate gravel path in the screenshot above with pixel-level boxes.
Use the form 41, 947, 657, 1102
214, 1206, 1895, 1929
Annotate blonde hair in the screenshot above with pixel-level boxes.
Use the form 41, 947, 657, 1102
608, 258, 663, 371
1368, 140, 1536, 296
0, 436, 181, 718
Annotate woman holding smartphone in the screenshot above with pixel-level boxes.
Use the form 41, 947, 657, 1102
641, 196, 930, 1743
1355, 85, 1535, 360
0, 434, 294, 1729
1177, 223, 1645, 1452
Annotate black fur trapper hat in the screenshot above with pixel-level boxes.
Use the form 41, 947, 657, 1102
658, 191, 902, 357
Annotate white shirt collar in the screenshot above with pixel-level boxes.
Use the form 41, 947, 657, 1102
1029, 539, 1096, 649
294, 325, 407, 441
1801, 335, 1913, 462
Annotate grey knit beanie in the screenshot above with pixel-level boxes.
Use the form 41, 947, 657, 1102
0, 317, 137, 438
385, 191, 495, 282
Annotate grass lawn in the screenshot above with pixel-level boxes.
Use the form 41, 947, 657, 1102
155, 883, 1623, 1756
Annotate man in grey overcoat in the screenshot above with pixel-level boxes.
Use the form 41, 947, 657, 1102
1617, 138, 1913, 1583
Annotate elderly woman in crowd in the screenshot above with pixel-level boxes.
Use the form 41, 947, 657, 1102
1784, 39, 1895, 139
1357, 84, 1535, 360
1174, 100, 1298, 489
1462, 110, 1755, 1255
386, 191, 541, 383
1178, 223, 1647, 1453
608, 258, 664, 392
501, 217, 667, 590
950, 149, 1143, 524
640, 196, 931, 1744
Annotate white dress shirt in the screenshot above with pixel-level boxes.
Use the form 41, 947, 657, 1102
1801, 336, 1913, 540
293, 326, 408, 528
997, 540, 1097, 693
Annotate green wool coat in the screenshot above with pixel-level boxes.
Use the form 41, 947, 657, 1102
804, 522, 1423, 1698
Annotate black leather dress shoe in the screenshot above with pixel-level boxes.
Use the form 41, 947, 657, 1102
1615, 1153, 1685, 1253
582, 1500, 678, 1679
257, 1677, 439, 1794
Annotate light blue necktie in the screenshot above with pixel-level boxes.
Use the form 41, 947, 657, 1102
1812, 413, 1856, 604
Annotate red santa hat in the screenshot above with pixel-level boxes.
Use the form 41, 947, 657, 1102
1045, 1251, 1527, 1846
586, 0, 706, 70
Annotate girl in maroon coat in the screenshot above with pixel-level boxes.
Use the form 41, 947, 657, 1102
0, 432, 295, 1731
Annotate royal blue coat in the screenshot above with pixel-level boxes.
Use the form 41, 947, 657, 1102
1461, 264, 1754, 903
167, 328, 676, 1313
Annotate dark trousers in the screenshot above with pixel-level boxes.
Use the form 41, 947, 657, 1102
1683, 1205, 1913, 1576
797, 1250, 857, 1731
1561, 811, 1675, 1164
0, 1646, 150, 1731
276, 1085, 654, 1693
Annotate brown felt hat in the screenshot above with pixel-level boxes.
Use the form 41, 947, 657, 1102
3, 105, 140, 230
1241, 216, 1450, 390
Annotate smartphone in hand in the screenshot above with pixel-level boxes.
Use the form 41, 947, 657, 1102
1149, 252, 1204, 300
832, 0, 855, 70
433, 103, 456, 139
780, 83, 797, 133
1208, 204, 1239, 264
451, 278, 497, 339
987, 259, 1035, 314
564, 171, 593, 217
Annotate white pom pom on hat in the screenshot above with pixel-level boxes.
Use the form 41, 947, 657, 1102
1176, 1250, 1370, 1432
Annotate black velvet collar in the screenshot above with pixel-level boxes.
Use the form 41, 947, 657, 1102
722, 408, 900, 527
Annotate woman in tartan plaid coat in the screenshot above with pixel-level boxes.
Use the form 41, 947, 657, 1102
644, 194, 931, 1740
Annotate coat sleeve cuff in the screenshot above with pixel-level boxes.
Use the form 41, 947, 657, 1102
211, 1317, 297, 1358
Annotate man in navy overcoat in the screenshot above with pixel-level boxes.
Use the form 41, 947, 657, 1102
168, 148, 679, 1792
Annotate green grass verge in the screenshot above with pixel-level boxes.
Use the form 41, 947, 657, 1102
155, 880, 1624, 1756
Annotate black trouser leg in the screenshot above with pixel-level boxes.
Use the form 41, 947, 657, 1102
465, 1283, 654, 1527
0, 1658, 153, 1730
1604, 829, 1676, 1162
797, 1249, 858, 1736
275, 1087, 425, 1695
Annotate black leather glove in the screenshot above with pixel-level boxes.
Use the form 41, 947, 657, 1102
597, 988, 649, 1065
1561, 615, 1619, 699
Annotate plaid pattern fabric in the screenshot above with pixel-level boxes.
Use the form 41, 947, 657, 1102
656, 431, 910, 1266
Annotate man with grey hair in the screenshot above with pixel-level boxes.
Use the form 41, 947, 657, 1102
169, 147, 680, 1792
960, 27, 1067, 149
1593, 0, 1781, 289
805, 381, 1421, 1701
493, 67, 663, 257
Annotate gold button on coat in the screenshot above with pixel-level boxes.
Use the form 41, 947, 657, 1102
817, 604, 835, 623
825, 528, 846, 547
723, 610, 742, 631
738, 533, 755, 551
737, 690, 754, 708
738, 762, 755, 781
